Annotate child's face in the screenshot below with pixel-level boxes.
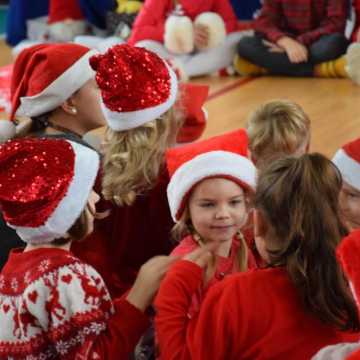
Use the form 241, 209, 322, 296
188, 178, 248, 245
339, 181, 360, 230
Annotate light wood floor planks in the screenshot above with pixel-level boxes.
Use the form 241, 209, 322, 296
1, 39, 360, 157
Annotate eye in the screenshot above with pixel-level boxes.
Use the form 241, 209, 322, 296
230, 199, 243, 206
199, 202, 214, 208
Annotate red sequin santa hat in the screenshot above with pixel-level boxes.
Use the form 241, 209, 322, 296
89, 44, 178, 131
0, 138, 99, 244
333, 138, 360, 191
10, 43, 97, 121
166, 129, 256, 221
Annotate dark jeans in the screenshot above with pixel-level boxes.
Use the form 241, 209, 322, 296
237, 33, 349, 76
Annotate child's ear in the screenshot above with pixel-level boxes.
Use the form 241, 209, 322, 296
254, 209, 267, 238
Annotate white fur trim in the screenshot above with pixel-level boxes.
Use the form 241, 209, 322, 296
164, 15, 194, 55
346, 43, 360, 85
194, 12, 226, 51
333, 148, 360, 190
16, 49, 98, 117
11, 141, 100, 244
0, 121, 16, 144
167, 150, 256, 221
103, 62, 178, 131
48, 20, 87, 42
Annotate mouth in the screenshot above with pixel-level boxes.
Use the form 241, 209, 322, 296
210, 225, 235, 230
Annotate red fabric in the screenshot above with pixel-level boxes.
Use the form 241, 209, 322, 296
48, 0, 84, 23
343, 138, 360, 164
0, 64, 12, 113
166, 128, 249, 177
348, 348, 360, 359
128, 0, 238, 45
155, 262, 359, 360
10, 43, 90, 120
0, 247, 149, 359
176, 83, 209, 144
337, 229, 360, 304
254, 0, 348, 46
352, 0, 360, 42
72, 168, 174, 298
171, 235, 257, 316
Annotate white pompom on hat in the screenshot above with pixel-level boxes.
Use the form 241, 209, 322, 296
166, 129, 256, 221
194, 12, 226, 51
333, 137, 360, 191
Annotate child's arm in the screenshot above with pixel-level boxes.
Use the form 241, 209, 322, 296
253, 0, 288, 44
155, 248, 237, 359
127, 0, 169, 45
296, 0, 348, 46
212, 0, 239, 33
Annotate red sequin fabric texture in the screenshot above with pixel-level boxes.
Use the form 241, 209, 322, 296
0, 138, 75, 227
90, 44, 171, 112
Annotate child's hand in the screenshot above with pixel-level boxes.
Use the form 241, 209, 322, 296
126, 256, 178, 312
183, 245, 215, 268
276, 36, 308, 63
263, 39, 284, 53
194, 24, 210, 49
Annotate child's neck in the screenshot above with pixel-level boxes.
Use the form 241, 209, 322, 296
24, 242, 71, 252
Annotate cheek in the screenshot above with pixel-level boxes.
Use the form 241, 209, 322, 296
189, 208, 212, 231
234, 204, 248, 226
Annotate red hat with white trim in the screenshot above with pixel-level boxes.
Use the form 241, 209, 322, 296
166, 129, 256, 221
48, 0, 84, 24
333, 138, 360, 191
0, 137, 99, 244
89, 44, 178, 131
10, 43, 97, 121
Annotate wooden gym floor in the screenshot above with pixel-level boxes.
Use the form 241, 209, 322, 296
1, 39, 360, 157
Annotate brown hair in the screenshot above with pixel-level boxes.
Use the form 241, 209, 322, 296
255, 153, 360, 331
101, 108, 182, 206
52, 207, 90, 245
247, 99, 310, 167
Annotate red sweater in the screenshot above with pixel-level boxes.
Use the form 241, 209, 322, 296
171, 235, 257, 316
0, 247, 149, 359
72, 168, 174, 298
155, 261, 359, 360
254, 0, 348, 46
128, 0, 238, 45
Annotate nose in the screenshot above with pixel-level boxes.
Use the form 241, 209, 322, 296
215, 205, 230, 219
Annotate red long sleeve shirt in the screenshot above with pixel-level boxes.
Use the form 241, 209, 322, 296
155, 261, 359, 360
128, 0, 238, 45
254, 0, 348, 46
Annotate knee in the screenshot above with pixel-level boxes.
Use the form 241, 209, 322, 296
237, 35, 262, 57
310, 34, 349, 63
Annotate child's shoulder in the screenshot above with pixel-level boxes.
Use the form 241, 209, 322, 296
0, 247, 99, 296
170, 235, 198, 257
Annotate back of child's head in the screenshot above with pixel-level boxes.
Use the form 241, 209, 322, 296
255, 153, 359, 331
90, 44, 180, 206
247, 100, 310, 167
0, 137, 99, 245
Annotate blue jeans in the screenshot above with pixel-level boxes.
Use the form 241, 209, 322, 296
237, 33, 349, 76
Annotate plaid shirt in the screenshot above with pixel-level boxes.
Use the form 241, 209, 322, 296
254, 0, 348, 46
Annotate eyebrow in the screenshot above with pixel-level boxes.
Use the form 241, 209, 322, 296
196, 194, 244, 202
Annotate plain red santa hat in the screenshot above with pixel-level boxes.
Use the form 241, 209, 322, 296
166, 129, 256, 221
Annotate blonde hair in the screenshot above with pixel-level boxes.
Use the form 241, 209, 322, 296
102, 108, 182, 206
173, 205, 248, 273
246, 99, 310, 167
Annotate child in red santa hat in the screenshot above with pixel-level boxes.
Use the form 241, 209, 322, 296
155, 153, 360, 360
71, 44, 207, 299
1, 43, 106, 145
0, 137, 176, 359
127, 0, 250, 78
333, 138, 360, 231
165, 129, 257, 320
